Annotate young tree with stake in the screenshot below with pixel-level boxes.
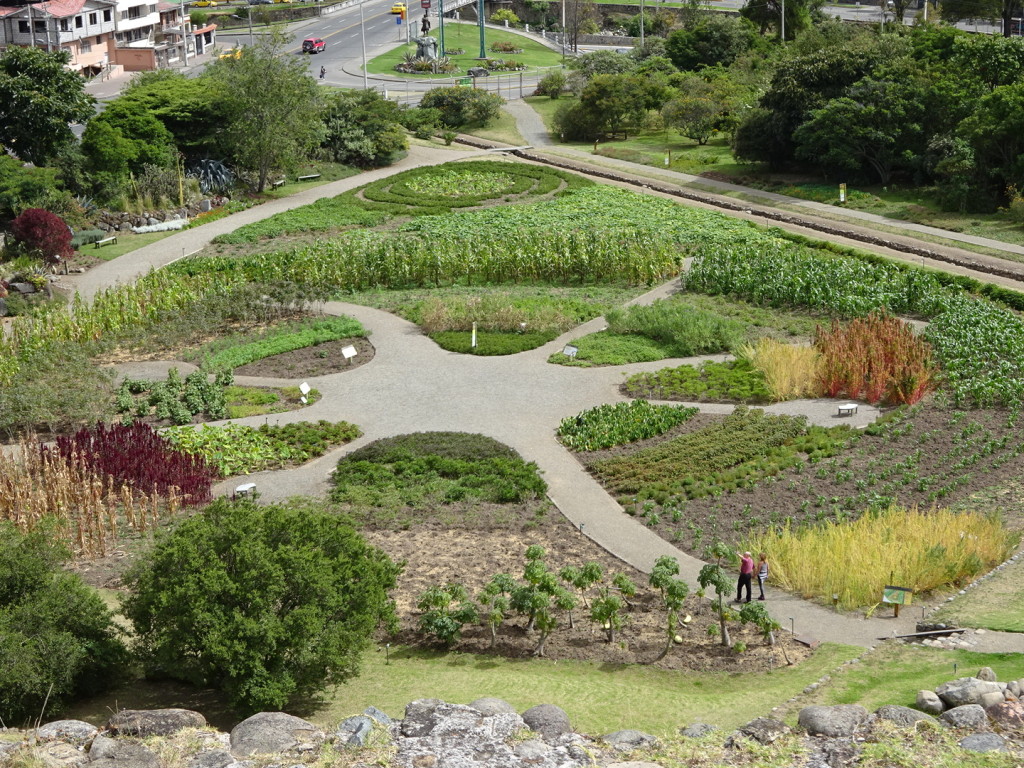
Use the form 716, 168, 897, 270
698, 542, 734, 647
649, 555, 690, 661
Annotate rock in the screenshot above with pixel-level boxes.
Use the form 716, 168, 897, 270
798, 705, 869, 737
875, 705, 937, 728
977, 667, 997, 682
468, 697, 517, 716
36, 720, 99, 745
728, 717, 790, 746
467, 67, 489, 77
602, 729, 659, 752
936, 678, 1001, 708
10, 282, 35, 294
0, 297, 7, 316
336, 716, 374, 748
513, 739, 550, 759
392, 701, 525, 768
979, 691, 1005, 709
199, 199, 212, 213
107, 709, 207, 737
400, 699, 446, 737
917, 689, 947, 714
32, 741, 91, 768
521, 704, 572, 741
363, 706, 392, 725
229, 712, 324, 757
940, 704, 988, 730
679, 723, 718, 738
959, 733, 1008, 752
88, 736, 159, 768
186, 750, 233, 768
1008, 681, 1021, 698
606, 763, 665, 768
986, 700, 1024, 730
147, 218, 159, 226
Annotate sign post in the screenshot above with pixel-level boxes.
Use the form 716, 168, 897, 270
882, 585, 913, 618
839, 183, 847, 204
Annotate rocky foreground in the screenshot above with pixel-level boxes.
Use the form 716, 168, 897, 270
2, 668, 1023, 768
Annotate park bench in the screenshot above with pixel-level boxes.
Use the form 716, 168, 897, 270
271, 179, 286, 188
95, 236, 118, 248
297, 173, 321, 181
837, 403, 858, 417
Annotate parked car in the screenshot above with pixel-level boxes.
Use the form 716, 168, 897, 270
390, 2, 406, 14
192, 0, 217, 6
302, 37, 326, 53
218, 48, 242, 59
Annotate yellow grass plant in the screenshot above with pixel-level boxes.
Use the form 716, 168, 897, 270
739, 337, 820, 401
745, 505, 1014, 610
0, 437, 179, 557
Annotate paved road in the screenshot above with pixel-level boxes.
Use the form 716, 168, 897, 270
57, 136, 1024, 654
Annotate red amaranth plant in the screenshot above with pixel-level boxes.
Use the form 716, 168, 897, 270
815, 312, 937, 406
10, 208, 74, 265
50, 422, 214, 505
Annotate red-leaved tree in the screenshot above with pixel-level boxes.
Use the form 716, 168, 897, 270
10, 208, 74, 265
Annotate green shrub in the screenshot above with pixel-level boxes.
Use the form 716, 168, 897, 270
605, 299, 745, 357
623, 359, 773, 403
0, 522, 128, 724
430, 329, 557, 355
331, 432, 547, 507
122, 498, 400, 713
558, 401, 699, 451
536, 71, 567, 99
419, 87, 505, 128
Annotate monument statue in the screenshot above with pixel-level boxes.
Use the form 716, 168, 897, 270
413, 35, 439, 61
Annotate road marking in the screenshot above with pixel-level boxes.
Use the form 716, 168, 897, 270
290, 11, 390, 54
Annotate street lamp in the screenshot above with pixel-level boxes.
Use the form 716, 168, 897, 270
358, 0, 368, 90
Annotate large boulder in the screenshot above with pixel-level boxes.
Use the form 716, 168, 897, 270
36, 720, 99, 745
940, 704, 989, 730
976, 667, 997, 682
336, 716, 374, 748
392, 701, 528, 768
728, 717, 790, 746
679, 723, 718, 739
186, 750, 233, 768
107, 709, 207, 737
916, 690, 945, 715
986, 700, 1024, 731
959, 733, 1008, 753
602, 730, 659, 752
31, 741, 91, 768
88, 735, 160, 768
229, 712, 324, 757
875, 705, 937, 729
798, 705, 869, 737
936, 678, 1001, 708
521, 704, 572, 741
363, 706, 392, 725
399, 699, 446, 737
469, 698, 517, 716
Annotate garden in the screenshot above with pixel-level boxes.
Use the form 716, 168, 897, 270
3, 155, 1024, 740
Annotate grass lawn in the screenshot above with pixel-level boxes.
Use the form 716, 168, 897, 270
368, 26, 562, 77
81, 229, 180, 263
929, 557, 1024, 633
460, 107, 527, 145
781, 642, 1024, 719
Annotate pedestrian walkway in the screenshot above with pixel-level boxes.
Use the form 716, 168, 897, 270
52, 139, 1024, 655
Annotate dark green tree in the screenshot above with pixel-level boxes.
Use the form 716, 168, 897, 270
118, 70, 227, 156
205, 31, 324, 191
950, 34, 1024, 91
558, 561, 602, 628
740, 0, 822, 39
0, 47, 94, 164
321, 90, 407, 167
82, 100, 177, 182
957, 80, 1024, 205
122, 498, 400, 713
479, 573, 516, 648
417, 583, 478, 646
648, 556, 690, 661
418, 87, 505, 128
941, 0, 1022, 38
665, 15, 757, 71
0, 522, 127, 724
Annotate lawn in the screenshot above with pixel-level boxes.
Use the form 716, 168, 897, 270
460, 107, 527, 146
62, 638, 859, 735
929, 557, 1024, 633
368, 25, 562, 77
81, 229, 181, 263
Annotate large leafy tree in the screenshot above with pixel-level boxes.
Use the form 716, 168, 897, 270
942, 0, 1022, 37
0, 522, 127, 724
205, 31, 324, 192
118, 70, 227, 156
665, 15, 757, 71
957, 81, 1024, 203
740, 0, 823, 39
0, 47, 94, 164
122, 498, 401, 713
322, 90, 407, 167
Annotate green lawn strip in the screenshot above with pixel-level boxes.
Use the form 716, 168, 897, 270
459, 107, 527, 146
780, 643, 1024, 720
929, 556, 1024, 633
82, 229, 180, 262
367, 26, 562, 77
187, 315, 367, 370
549, 330, 672, 366
211, 195, 385, 243
313, 641, 860, 737
224, 384, 318, 419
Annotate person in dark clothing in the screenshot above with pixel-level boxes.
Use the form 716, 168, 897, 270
736, 551, 753, 603
319, 66, 326, 79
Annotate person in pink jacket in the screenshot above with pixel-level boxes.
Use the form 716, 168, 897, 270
736, 551, 754, 604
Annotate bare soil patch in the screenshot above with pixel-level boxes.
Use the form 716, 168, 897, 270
234, 337, 375, 378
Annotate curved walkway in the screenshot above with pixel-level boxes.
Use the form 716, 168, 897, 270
56, 143, 1024, 655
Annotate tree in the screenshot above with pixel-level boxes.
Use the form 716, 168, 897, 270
663, 74, 729, 145
957, 81, 1024, 205
590, 584, 625, 642
0, 522, 127, 724
665, 15, 757, 71
122, 498, 400, 713
740, 0, 822, 39
417, 583, 478, 646
10, 208, 74, 265
577, 74, 654, 139
941, 0, 1022, 38
479, 574, 516, 648
118, 70, 227, 157
81, 100, 178, 199
559, 561, 602, 628
0, 47, 94, 164
950, 34, 1024, 91
419, 87, 505, 129
738, 601, 790, 664
510, 545, 557, 631
321, 90, 407, 167
205, 31, 324, 192
648, 556, 690, 661
698, 542, 734, 647
568, 50, 636, 80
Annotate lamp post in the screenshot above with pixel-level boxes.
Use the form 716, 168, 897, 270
230, 11, 253, 47
639, 0, 644, 50
438, 0, 445, 60
358, 0, 368, 89
781, 0, 785, 43
477, 0, 485, 59
179, 0, 189, 64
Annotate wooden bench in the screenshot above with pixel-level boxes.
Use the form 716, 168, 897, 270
837, 403, 859, 417
94, 236, 118, 248
297, 173, 321, 181
271, 179, 286, 188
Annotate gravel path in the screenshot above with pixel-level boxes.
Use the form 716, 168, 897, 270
55, 144, 1024, 654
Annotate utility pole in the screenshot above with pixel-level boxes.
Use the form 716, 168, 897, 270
477, 0, 485, 59
781, 0, 785, 43
179, 0, 189, 64
639, 0, 644, 50
438, 0, 445, 60
358, 0, 368, 89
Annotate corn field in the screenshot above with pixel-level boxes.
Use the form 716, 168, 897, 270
0, 438, 184, 557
